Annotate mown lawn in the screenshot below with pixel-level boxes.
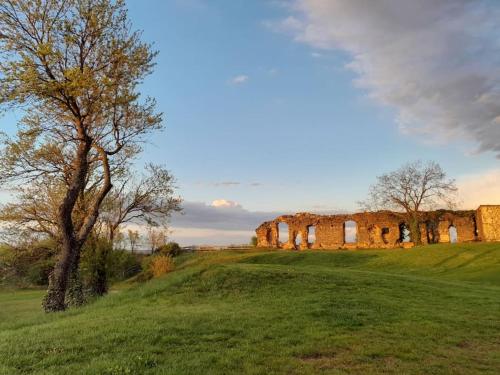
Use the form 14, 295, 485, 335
1, 243, 499, 374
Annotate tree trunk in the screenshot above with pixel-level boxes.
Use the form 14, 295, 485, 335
66, 251, 85, 307
42, 236, 79, 312
43, 137, 91, 312
409, 214, 422, 245
107, 222, 115, 247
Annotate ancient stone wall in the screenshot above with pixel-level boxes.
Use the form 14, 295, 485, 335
255, 206, 496, 250
477, 205, 500, 241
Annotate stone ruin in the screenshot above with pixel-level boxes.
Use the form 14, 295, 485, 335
255, 205, 500, 250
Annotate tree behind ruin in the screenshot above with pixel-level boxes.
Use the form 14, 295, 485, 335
359, 161, 457, 245
0, 0, 162, 311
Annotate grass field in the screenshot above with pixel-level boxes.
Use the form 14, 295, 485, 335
1, 243, 499, 374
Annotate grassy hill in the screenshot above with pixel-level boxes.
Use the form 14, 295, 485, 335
1, 243, 499, 374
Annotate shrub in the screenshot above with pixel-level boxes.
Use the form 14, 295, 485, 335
250, 236, 258, 247
26, 259, 55, 286
149, 255, 175, 278
81, 239, 143, 296
0, 240, 58, 287
107, 250, 142, 280
81, 238, 112, 296
155, 242, 181, 257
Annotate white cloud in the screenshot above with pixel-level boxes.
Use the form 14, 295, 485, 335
211, 199, 241, 208
457, 169, 500, 209
270, 0, 500, 155
229, 74, 249, 85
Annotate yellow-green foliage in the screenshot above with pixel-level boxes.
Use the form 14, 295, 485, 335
149, 255, 175, 278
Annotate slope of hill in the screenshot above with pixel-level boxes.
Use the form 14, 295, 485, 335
1, 243, 499, 374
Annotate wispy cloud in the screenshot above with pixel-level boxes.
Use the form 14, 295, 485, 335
229, 74, 249, 85
173, 0, 211, 11
269, 0, 500, 155
195, 181, 263, 188
267, 68, 279, 76
213, 181, 241, 187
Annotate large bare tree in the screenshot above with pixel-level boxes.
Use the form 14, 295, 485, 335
0, 0, 162, 311
360, 161, 457, 245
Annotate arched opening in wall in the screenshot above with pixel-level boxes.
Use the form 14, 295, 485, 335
472, 216, 479, 238
294, 232, 302, 247
425, 221, 437, 244
344, 220, 357, 243
399, 223, 411, 243
449, 225, 458, 243
381, 227, 390, 244
308, 226, 316, 246
278, 222, 289, 245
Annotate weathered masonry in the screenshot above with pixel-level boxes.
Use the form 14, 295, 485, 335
255, 205, 500, 250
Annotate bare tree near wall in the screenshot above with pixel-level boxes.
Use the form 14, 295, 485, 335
359, 161, 457, 245
0, 0, 162, 312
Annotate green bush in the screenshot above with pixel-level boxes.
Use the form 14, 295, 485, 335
107, 249, 143, 280
81, 239, 142, 296
250, 236, 258, 247
0, 237, 142, 290
0, 240, 58, 287
25, 259, 55, 286
81, 238, 112, 296
155, 242, 181, 257
137, 256, 154, 281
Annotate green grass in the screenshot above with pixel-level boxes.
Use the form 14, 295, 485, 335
1, 243, 499, 374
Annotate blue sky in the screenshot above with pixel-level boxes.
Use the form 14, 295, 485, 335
127, 0, 496, 205
122, 1, 500, 244
2, 0, 499, 245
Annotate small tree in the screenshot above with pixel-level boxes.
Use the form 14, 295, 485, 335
127, 229, 140, 253
359, 161, 457, 245
114, 230, 126, 250
250, 236, 258, 247
147, 226, 167, 254
100, 164, 182, 245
